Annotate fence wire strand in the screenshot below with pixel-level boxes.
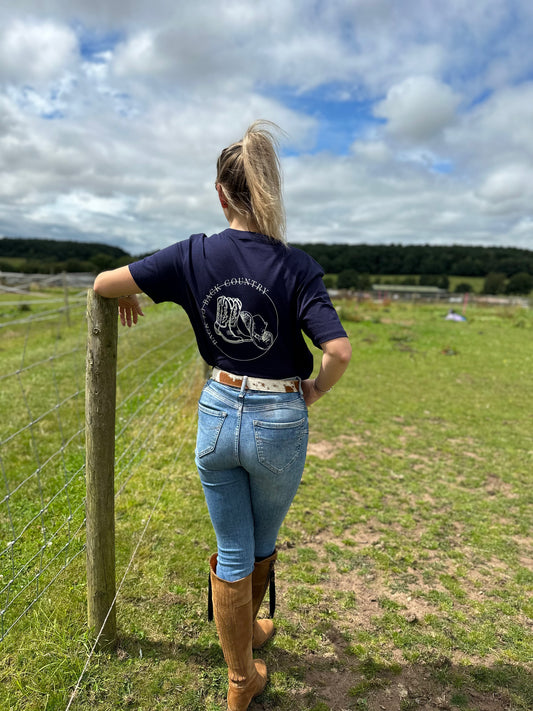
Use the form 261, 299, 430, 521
65, 417, 195, 710
0, 299, 88, 640
0, 301, 86, 330
0, 293, 201, 645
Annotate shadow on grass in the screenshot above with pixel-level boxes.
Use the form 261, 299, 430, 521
112, 623, 532, 711
292, 623, 533, 711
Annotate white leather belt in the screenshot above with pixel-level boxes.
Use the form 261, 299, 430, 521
211, 367, 300, 393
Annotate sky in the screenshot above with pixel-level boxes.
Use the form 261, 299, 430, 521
1, 0, 532, 256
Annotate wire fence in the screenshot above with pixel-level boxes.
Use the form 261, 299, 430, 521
0, 287, 200, 643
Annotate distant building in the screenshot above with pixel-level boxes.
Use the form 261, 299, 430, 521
372, 284, 448, 300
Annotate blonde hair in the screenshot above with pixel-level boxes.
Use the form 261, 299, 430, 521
216, 120, 286, 243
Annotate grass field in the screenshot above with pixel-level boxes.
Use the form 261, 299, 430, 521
1, 297, 532, 710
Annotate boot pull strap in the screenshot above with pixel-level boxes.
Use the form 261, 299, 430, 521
269, 563, 276, 618
208, 571, 213, 622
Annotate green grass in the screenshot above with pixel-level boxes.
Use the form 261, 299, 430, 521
1, 298, 532, 710
0, 257, 26, 269
0, 297, 199, 650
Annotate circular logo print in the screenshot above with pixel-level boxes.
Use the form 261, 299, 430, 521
201, 278, 278, 361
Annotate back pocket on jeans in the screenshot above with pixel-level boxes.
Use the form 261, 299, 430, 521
196, 403, 227, 458
253, 417, 308, 475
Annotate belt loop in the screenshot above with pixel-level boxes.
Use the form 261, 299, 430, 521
296, 376, 303, 395
239, 375, 248, 397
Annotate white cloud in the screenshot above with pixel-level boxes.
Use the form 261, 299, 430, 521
30, 191, 132, 223
112, 31, 169, 79
456, 83, 533, 167
0, 20, 77, 84
351, 140, 391, 163
0, 1, 532, 252
375, 76, 461, 142
476, 165, 533, 212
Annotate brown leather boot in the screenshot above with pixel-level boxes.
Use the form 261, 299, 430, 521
209, 555, 267, 711
251, 550, 277, 649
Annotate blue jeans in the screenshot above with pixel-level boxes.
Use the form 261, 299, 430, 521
195, 378, 308, 581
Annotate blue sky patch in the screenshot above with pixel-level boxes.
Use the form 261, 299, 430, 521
42, 109, 65, 120
265, 84, 384, 156
431, 159, 454, 174
76, 25, 124, 62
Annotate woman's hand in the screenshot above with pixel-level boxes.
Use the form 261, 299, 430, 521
301, 337, 352, 407
301, 379, 324, 407
118, 295, 144, 327
93, 266, 145, 326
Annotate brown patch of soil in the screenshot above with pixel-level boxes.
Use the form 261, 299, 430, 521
307, 434, 367, 460
306, 440, 337, 459
365, 667, 514, 711
272, 530, 530, 710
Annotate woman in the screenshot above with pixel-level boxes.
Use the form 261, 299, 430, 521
94, 121, 351, 711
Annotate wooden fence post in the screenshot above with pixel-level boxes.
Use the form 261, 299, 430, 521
85, 289, 118, 648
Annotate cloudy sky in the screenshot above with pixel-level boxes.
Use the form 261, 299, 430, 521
1, 0, 532, 255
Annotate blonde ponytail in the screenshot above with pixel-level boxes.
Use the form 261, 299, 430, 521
216, 121, 286, 243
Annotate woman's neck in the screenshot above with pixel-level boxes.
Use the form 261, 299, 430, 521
228, 217, 251, 231
229, 214, 258, 232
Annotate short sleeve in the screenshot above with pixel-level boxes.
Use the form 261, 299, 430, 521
294, 254, 347, 347
128, 241, 189, 304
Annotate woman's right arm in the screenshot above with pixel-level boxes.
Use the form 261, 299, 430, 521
93, 265, 141, 297
301, 336, 352, 407
93, 265, 145, 327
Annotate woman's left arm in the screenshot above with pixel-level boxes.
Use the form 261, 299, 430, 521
301, 336, 352, 407
93, 266, 145, 327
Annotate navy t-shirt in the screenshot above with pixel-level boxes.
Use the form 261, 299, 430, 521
129, 229, 347, 380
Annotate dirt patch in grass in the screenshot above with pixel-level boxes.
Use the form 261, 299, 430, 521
363, 666, 514, 711
274, 550, 529, 709
281, 532, 439, 650
274, 514, 533, 710
307, 434, 367, 460
307, 439, 338, 459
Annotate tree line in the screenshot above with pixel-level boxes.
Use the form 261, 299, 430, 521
0, 237, 130, 274
1, 237, 532, 294
298, 242, 533, 278
298, 243, 533, 295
